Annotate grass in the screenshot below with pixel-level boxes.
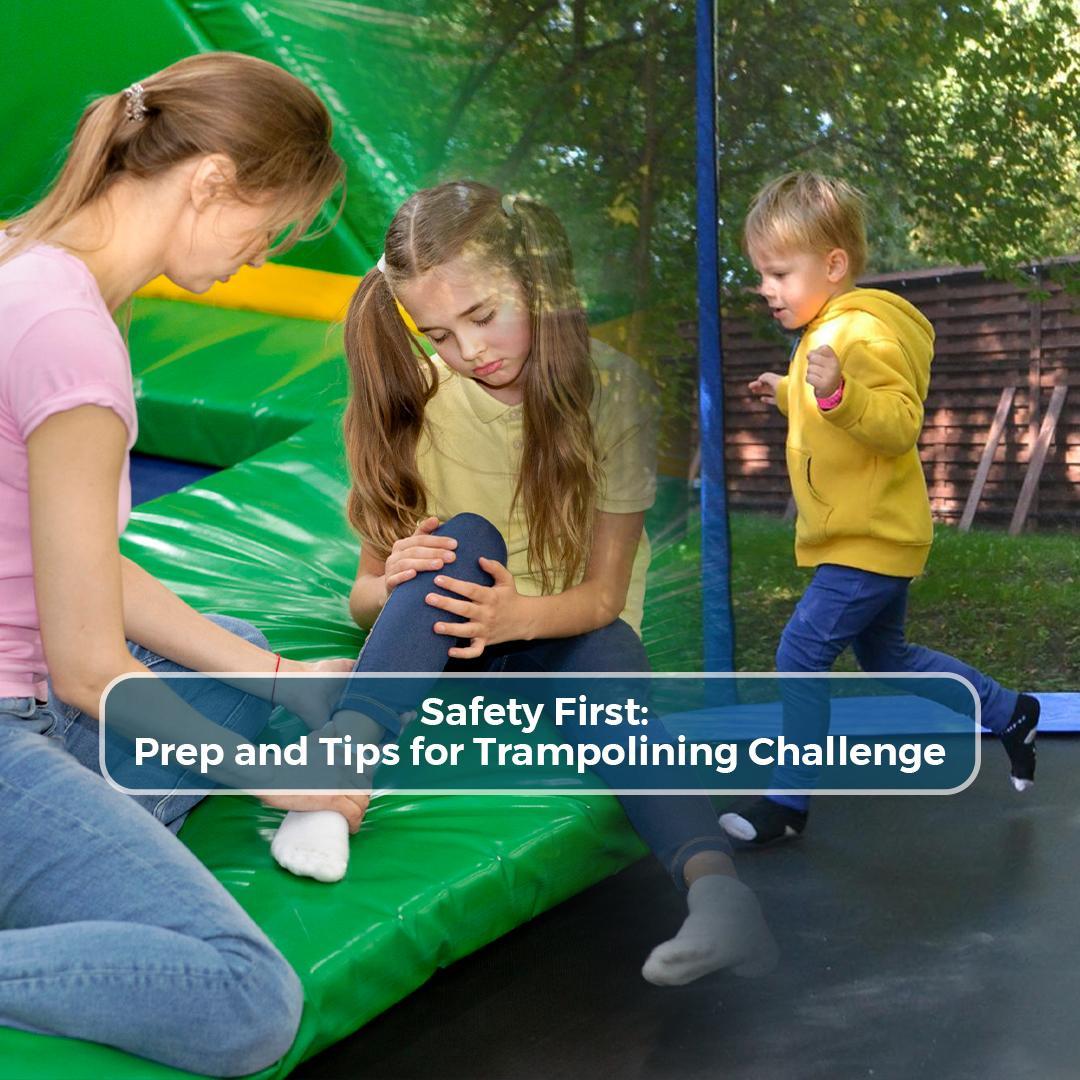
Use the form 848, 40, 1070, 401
728, 511, 1080, 692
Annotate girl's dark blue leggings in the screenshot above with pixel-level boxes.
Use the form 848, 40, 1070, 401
338, 513, 732, 890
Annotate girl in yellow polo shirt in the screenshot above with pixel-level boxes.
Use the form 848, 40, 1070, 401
270, 179, 777, 989
271, 181, 776, 985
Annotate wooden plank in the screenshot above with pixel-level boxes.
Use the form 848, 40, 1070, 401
686, 444, 700, 484
1028, 294, 1043, 525
958, 385, 1017, 531
1009, 385, 1069, 535
715, 262, 1079, 528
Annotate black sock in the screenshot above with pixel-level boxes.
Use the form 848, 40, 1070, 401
719, 796, 808, 845
1000, 694, 1039, 790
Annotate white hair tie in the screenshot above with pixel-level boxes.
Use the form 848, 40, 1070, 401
123, 82, 148, 123
376, 253, 387, 274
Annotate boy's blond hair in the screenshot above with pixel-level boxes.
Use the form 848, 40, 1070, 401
744, 171, 868, 278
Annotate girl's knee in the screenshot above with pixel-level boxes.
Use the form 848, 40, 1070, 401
437, 513, 508, 564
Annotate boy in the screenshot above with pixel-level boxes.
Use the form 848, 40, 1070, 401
721, 171, 1039, 846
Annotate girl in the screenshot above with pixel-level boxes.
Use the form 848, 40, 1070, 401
0, 52, 367, 1073
271, 180, 778, 986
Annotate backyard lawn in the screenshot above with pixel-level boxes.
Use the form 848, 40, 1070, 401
728, 511, 1079, 693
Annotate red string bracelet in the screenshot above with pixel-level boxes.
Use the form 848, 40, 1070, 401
270, 653, 283, 707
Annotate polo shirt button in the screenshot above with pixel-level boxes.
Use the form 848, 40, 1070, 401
513, 438, 522, 450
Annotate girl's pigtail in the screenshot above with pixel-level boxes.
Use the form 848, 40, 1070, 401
512, 198, 601, 592
342, 268, 436, 555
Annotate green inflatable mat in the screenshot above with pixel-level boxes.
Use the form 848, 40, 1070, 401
0, 416, 718, 1079
129, 300, 349, 468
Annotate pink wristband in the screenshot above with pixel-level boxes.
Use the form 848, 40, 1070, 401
817, 379, 845, 411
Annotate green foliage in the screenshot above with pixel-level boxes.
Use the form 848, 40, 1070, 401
421, 1, 695, 328
406, 2, 1080, 378
716, 0, 1080, 288
412, 1, 698, 451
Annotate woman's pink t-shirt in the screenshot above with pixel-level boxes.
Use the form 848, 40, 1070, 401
0, 244, 137, 699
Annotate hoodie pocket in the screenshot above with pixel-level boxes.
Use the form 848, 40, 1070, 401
786, 445, 832, 544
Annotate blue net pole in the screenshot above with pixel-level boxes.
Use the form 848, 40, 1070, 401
696, 0, 735, 671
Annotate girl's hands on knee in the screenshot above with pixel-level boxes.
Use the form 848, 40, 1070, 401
384, 516, 457, 593
426, 557, 523, 659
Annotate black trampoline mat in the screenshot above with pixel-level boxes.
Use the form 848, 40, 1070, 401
296, 735, 1080, 1080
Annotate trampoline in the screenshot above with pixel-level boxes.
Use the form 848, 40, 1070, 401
1, 1, 1074, 1077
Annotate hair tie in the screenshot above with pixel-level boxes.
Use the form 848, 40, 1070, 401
501, 193, 517, 217
123, 82, 148, 123
376, 253, 387, 273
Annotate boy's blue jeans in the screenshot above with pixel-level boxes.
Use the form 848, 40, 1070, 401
0, 616, 302, 1075
338, 512, 733, 889
771, 563, 1018, 809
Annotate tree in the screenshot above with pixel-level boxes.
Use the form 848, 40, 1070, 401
713, 0, 1080, 290
379, 0, 1080, 438
416, 1, 1080, 302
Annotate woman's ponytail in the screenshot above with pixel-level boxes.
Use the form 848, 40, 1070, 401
2, 53, 342, 267
2, 92, 130, 263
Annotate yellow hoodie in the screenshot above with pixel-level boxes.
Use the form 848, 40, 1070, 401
774, 287, 934, 577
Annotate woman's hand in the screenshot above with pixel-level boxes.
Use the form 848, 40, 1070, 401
274, 656, 355, 730
383, 516, 458, 594
256, 790, 371, 833
748, 371, 782, 406
426, 558, 524, 659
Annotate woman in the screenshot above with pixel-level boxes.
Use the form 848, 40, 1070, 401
0, 52, 365, 1073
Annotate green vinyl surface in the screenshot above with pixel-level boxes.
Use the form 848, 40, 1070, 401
2, 5, 705, 1074
0, 417, 659, 1079
129, 300, 349, 467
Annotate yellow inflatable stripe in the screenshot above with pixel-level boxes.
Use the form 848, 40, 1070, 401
134, 261, 423, 333
135, 262, 361, 323
135, 261, 632, 345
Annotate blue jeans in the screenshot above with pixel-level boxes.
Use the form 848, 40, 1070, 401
771, 563, 1018, 809
0, 699, 302, 1074
49, 614, 273, 833
340, 512, 732, 889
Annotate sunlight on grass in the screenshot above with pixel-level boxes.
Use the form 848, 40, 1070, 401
729, 512, 1079, 691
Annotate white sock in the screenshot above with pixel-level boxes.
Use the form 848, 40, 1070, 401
271, 810, 350, 883
268, 711, 392, 883
641, 874, 778, 986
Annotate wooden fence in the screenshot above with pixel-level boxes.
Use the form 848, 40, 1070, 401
719, 261, 1080, 529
